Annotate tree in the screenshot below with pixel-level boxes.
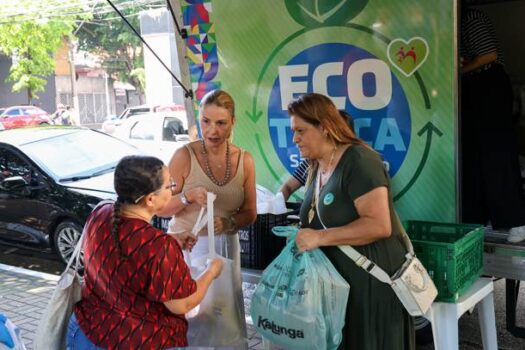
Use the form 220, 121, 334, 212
0, 0, 82, 103
76, 2, 158, 100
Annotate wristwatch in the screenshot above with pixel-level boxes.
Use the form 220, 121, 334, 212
180, 192, 191, 206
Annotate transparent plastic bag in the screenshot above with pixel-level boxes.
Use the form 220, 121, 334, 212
250, 226, 350, 350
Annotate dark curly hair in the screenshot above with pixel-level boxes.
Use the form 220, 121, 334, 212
112, 155, 164, 258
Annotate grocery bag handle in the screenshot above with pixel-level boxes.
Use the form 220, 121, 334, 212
207, 192, 216, 260
188, 192, 217, 260
272, 225, 298, 238
191, 207, 206, 236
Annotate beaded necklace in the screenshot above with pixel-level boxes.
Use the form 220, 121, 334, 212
201, 139, 231, 186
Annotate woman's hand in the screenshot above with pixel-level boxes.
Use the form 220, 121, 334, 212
185, 186, 209, 206
196, 217, 230, 236
213, 216, 234, 235
173, 231, 197, 251
208, 258, 224, 279
295, 228, 323, 252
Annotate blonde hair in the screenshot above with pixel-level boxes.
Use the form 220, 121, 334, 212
200, 89, 235, 119
287, 93, 370, 185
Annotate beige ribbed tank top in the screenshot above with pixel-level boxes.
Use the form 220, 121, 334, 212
169, 146, 249, 347
169, 144, 245, 235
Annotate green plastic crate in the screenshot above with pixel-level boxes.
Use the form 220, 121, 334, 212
404, 221, 484, 302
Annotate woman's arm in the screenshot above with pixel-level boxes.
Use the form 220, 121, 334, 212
156, 145, 207, 217
279, 176, 302, 202
295, 186, 391, 251
214, 151, 257, 234
236, 151, 257, 227
462, 51, 497, 74
163, 258, 223, 314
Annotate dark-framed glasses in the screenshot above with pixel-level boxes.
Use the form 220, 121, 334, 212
163, 181, 178, 196
133, 181, 177, 204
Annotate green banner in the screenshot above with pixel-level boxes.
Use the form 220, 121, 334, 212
181, 0, 457, 222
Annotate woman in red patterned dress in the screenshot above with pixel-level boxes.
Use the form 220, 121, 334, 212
66, 155, 223, 349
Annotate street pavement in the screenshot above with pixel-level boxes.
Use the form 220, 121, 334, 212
1, 262, 525, 349
0, 263, 269, 350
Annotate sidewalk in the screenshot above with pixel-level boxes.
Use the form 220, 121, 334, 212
0, 264, 267, 350
4, 263, 523, 350
0, 264, 57, 348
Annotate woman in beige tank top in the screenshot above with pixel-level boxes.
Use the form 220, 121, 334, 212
158, 89, 257, 349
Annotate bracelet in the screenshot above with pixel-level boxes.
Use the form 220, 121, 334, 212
180, 191, 191, 206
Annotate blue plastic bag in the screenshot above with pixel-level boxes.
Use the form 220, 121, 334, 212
251, 226, 350, 350
0, 314, 26, 350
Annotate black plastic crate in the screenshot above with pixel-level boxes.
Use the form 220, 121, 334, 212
152, 216, 171, 232
153, 213, 290, 270
239, 213, 290, 269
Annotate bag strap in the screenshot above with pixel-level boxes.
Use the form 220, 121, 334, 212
66, 199, 114, 273
185, 193, 216, 265
206, 192, 216, 260
65, 226, 85, 273
313, 173, 411, 285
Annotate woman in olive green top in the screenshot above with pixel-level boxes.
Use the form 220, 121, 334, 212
288, 93, 415, 350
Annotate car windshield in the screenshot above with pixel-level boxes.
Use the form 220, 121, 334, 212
20, 130, 140, 181
118, 107, 150, 119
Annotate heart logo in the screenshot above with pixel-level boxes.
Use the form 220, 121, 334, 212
387, 37, 429, 77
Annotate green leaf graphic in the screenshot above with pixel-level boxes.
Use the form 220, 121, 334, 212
285, 0, 369, 27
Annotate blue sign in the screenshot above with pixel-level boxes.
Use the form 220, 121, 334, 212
267, 43, 411, 177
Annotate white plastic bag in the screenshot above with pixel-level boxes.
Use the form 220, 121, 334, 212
256, 185, 287, 214
186, 192, 246, 347
0, 314, 27, 350
33, 231, 84, 350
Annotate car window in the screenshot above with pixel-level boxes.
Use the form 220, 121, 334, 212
0, 109, 5, 115
130, 120, 155, 141
0, 148, 33, 184
23, 108, 41, 115
6, 109, 21, 116
129, 108, 150, 116
118, 107, 150, 120
20, 130, 140, 180
162, 117, 184, 141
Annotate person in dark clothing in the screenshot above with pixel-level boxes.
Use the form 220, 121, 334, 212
460, 6, 525, 242
289, 93, 415, 350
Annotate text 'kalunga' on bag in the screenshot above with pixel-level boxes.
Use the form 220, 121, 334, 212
251, 226, 350, 350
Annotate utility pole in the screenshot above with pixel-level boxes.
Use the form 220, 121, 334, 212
68, 37, 79, 117
168, 0, 197, 140
104, 72, 111, 117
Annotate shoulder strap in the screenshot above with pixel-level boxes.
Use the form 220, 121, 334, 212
185, 143, 197, 159
314, 172, 413, 285
234, 148, 245, 180
67, 199, 114, 272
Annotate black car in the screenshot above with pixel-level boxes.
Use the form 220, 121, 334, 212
0, 127, 141, 263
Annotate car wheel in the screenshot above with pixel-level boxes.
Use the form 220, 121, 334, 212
39, 122, 49, 126
415, 315, 433, 345
54, 221, 83, 265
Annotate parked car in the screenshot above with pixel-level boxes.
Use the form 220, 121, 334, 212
112, 111, 190, 164
101, 104, 185, 134
0, 127, 142, 264
0, 106, 51, 129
